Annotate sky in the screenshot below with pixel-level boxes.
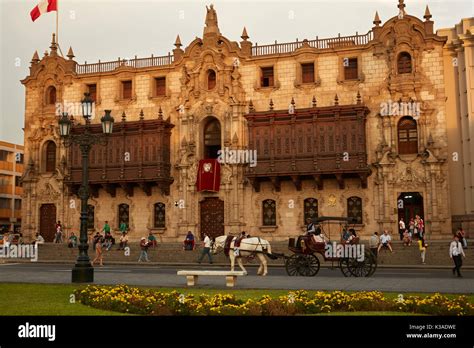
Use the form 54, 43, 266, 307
0, 0, 473, 145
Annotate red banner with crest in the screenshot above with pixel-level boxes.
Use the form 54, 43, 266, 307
196, 159, 220, 192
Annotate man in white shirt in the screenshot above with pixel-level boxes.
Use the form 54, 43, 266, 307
450, 235, 466, 277
377, 229, 393, 253
398, 218, 405, 241
197, 232, 213, 264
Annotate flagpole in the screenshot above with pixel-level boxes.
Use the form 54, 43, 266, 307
56, 0, 64, 57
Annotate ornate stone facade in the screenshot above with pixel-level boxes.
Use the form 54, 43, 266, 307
21, 2, 452, 242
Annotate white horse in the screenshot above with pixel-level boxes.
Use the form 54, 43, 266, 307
211, 235, 272, 276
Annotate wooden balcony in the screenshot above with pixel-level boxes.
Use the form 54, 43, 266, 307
0, 208, 11, 219
0, 161, 13, 172
244, 100, 371, 192
65, 117, 174, 196
0, 185, 12, 195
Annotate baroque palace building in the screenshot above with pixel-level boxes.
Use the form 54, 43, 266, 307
439, 18, 474, 235
21, 1, 454, 242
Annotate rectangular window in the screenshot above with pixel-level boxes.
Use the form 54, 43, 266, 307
14, 199, 21, 210
344, 58, 358, 80
261, 67, 274, 87
155, 77, 166, 96
87, 84, 97, 102
0, 198, 10, 209
15, 176, 21, 187
122, 80, 132, 99
0, 150, 8, 161
301, 63, 315, 83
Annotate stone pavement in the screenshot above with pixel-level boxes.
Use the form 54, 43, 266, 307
0, 263, 472, 294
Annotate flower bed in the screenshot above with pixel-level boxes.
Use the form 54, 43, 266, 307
75, 286, 474, 316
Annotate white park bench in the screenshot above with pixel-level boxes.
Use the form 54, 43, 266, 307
177, 270, 246, 287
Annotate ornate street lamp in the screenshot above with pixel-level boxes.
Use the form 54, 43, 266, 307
59, 93, 114, 283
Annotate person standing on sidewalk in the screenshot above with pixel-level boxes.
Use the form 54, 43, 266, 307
91, 236, 104, 267
450, 235, 466, 277
197, 232, 213, 264
138, 237, 150, 262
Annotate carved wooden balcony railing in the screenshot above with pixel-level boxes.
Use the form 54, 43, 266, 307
65, 117, 174, 197
244, 101, 371, 192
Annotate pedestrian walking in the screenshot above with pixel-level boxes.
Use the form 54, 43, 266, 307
197, 232, 213, 264
138, 237, 150, 262
418, 237, 428, 264
450, 234, 466, 277
91, 236, 104, 266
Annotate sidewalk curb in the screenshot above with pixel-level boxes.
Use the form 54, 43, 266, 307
4, 260, 474, 270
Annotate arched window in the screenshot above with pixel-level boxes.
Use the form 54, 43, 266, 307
398, 116, 418, 154
87, 205, 95, 229
45, 141, 56, 172
347, 196, 363, 224
262, 199, 276, 226
154, 202, 166, 228
207, 70, 216, 90
397, 52, 412, 74
118, 203, 129, 226
304, 198, 318, 224
203, 118, 221, 158
46, 86, 57, 105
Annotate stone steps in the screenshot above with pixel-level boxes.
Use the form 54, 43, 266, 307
22, 240, 474, 266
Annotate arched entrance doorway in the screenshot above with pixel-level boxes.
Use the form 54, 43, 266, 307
203, 117, 221, 159
397, 192, 424, 226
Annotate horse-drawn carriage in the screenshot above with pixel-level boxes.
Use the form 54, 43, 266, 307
212, 216, 377, 277
281, 217, 377, 277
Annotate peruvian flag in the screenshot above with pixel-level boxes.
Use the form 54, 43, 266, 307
30, 0, 57, 22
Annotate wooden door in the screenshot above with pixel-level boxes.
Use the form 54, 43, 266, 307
199, 198, 224, 240
40, 204, 56, 242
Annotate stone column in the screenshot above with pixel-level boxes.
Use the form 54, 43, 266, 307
455, 45, 472, 214
460, 35, 474, 214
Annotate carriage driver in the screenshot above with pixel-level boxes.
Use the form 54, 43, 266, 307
306, 218, 316, 235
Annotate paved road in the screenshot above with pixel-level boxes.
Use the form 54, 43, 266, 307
0, 263, 473, 293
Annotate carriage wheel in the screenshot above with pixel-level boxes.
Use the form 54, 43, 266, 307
296, 254, 320, 277
285, 254, 300, 276
339, 257, 353, 277
348, 250, 374, 277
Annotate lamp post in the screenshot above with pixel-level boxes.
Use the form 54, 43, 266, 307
59, 93, 114, 283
